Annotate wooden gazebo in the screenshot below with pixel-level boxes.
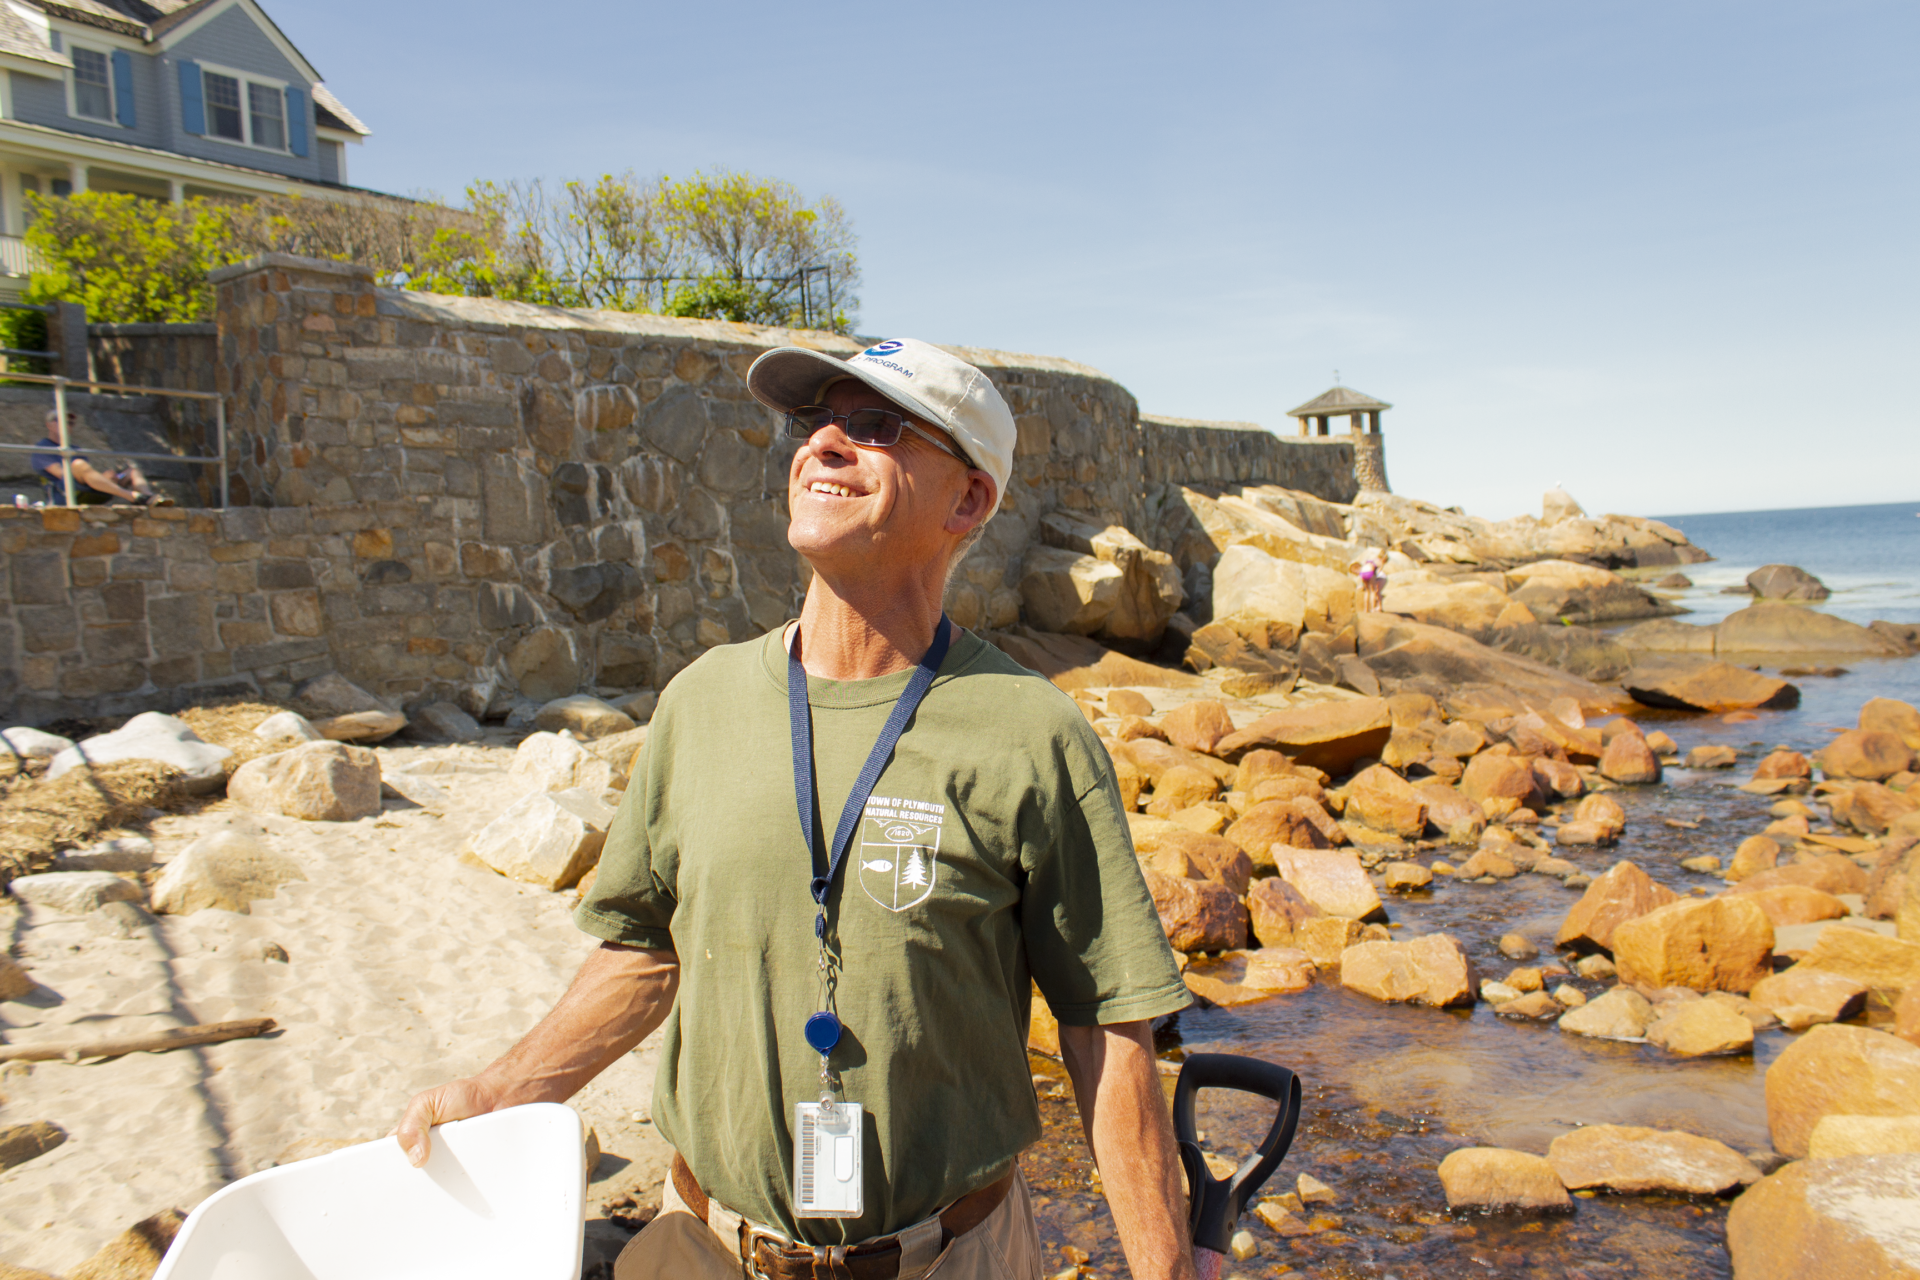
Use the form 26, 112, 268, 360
1287, 385, 1390, 437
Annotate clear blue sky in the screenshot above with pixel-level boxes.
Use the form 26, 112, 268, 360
285, 1, 1917, 521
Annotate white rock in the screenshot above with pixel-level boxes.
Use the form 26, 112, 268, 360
312, 709, 408, 743
150, 830, 306, 916
415, 700, 483, 743
296, 673, 407, 742
253, 710, 323, 743
9, 871, 141, 914
1211, 544, 1355, 635
534, 695, 636, 741
381, 771, 450, 813
509, 732, 615, 797
47, 712, 232, 794
55, 836, 155, 872
1, 726, 73, 759
611, 690, 658, 723
228, 741, 382, 822
466, 787, 615, 890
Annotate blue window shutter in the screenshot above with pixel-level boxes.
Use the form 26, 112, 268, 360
111, 49, 135, 128
285, 85, 308, 157
177, 59, 203, 134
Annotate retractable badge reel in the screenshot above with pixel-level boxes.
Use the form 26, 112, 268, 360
794, 989, 862, 1218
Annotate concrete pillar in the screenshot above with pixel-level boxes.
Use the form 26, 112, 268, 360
49, 300, 90, 383
1368, 410, 1380, 434
168, 178, 185, 204
1349, 412, 1363, 434
66, 162, 87, 194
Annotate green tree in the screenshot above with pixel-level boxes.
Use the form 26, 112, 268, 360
657, 170, 858, 330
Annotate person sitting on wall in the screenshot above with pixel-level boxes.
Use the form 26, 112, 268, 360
30, 410, 167, 506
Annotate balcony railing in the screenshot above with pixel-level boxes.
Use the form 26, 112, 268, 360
0, 235, 37, 277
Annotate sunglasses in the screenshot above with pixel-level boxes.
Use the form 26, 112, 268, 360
782, 405, 964, 463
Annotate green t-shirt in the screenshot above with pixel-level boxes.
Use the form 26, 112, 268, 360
575, 625, 1189, 1244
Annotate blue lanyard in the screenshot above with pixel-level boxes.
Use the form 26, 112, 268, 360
787, 615, 952, 942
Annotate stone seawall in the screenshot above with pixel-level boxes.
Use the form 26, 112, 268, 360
1, 253, 1386, 722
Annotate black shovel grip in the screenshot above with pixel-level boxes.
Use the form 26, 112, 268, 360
1172, 1053, 1304, 1256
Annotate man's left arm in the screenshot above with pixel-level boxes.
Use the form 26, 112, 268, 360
1058, 1019, 1197, 1280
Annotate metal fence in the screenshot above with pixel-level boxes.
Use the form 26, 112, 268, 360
0, 370, 226, 507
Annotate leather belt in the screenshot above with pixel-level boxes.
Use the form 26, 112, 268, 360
670, 1152, 1013, 1280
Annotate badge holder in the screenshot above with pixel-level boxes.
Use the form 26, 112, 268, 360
795, 998, 862, 1218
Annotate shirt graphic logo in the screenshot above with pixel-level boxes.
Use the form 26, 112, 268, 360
857, 796, 945, 912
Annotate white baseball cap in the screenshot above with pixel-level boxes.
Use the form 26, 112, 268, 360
747, 338, 1016, 519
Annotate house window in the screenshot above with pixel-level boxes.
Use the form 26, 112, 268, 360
72, 47, 113, 121
247, 82, 284, 150
205, 71, 243, 140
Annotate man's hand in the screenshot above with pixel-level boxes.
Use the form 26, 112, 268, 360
390, 943, 678, 1167
1058, 1020, 1197, 1280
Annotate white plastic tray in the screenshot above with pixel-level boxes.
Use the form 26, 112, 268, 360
154, 1103, 586, 1280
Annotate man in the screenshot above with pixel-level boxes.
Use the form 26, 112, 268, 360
396, 338, 1197, 1280
30, 410, 162, 505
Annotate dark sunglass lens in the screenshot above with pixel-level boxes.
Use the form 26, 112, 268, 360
784, 406, 833, 438
843, 410, 904, 446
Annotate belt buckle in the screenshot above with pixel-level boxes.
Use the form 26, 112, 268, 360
739, 1220, 794, 1280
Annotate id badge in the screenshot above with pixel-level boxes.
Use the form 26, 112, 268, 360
793, 1102, 863, 1218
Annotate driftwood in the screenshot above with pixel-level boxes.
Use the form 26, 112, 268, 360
0, 1017, 278, 1063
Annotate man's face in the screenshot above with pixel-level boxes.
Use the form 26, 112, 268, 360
785, 380, 985, 573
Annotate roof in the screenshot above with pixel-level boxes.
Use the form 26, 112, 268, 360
313, 84, 369, 136
0, 4, 69, 67
1287, 385, 1392, 418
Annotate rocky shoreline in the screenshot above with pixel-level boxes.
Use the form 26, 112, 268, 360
2, 483, 1918, 1279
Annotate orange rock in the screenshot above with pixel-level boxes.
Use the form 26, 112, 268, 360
1414, 783, 1487, 841
1897, 983, 1920, 1048
1829, 780, 1918, 835
1818, 730, 1914, 781
1547, 1125, 1759, 1195
1161, 699, 1236, 755
1730, 854, 1868, 898
1029, 992, 1061, 1056
1574, 793, 1626, 837
1339, 933, 1478, 1008
1268, 847, 1385, 921
1555, 860, 1682, 953
1744, 885, 1850, 928
1461, 754, 1539, 819
1749, 967, 1869, 1031
1791, 928, 1920, 995
1457, 848, 1519, 879
1726, 835, 1782, 882
1139, 830, 1254, 897
1213, 698, 1393, 772
1343, 765, 1430, 838
1114, 715, 1166, 742
1234, 749, 1298, 793
1142, 866, 1248, 953
1727, 1153, 1920, 1280
1613, 896, 1775, 993
1764, 1023, 1920, 1157
1432, 721, 1489, 759
1246, 876, 1323, 949
1861, 697, 1920, 750
1436, 1148, 1570, 1211
1226, 799, 1337, 865
1105, 689, 1156, 718
1531, 757, 1585, 798
1143, 763, 1222, 816
1753, 749, 1812, 780
1245, 775, 1326, 808
1600, 732, 1662, 785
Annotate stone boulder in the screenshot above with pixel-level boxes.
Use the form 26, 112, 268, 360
1808, 1115, 1920, 1159
1746, 564, 1830, 602
1246, 877, 1324, 949
1144, 764, 1221, 816
508, 732, 617, 796
466, 788, 615, 891
1623, 659, 1799, 713
1731, 854, 1869, 899
228, 741, 382, 822
1212, 698, 1393, 772
1380, 578, 1513, 633
1142, 866, 1248, 953
1716, 602, 1907, 656
1019, 546, 1124, 636
1414, 783, 1487, 843
1744, 885, 1850, 928
1, 725, 73, 758
1555, 860, 1681, 954
1355, 614, 1633, 716
1615, 618, 1717, 653
1140, 831, 1253, 897
252, 710, 323, 743
1546, 1125, 1760, 1196
1338, 934, 1476, 1007
1862, 697, 1920, 751
414, 700, 483, 743
151, 829, 306, 915
1611, 896, 1774, 993
1727, 835, 1782, 882
1765, 1024, 1920, 1157
1558, 985, 1654, 1040
1599, 730, 1662, 785
46, 712, 232, 794
1818, 730, 1914, 782
1542, 487, 1584, 523
1684, 743, 1740, 769
1269, 847, 1385, 921
1646, 997, 1755, 1056
985, 628, 1209, 695
1750, 968, 1870, 1031
1435, 1148, 1570, 1212
1223, 799, 1337, 862
1460, 754, 1540, 819
1508, 561, 1673, 625
1727, 1154, 1920, 1280
1573, 792, 1627, 839
534, 695, 637, 741
1211, 544, 1353, 638
1159, 700, 1235, 755
1792, 928, 1920, 995
1342, 765, 1430, 838
296, 672, 408, 742
1039, 514, 1185, 644
8, 871, 141, 915
1183, 947, 1318, 1004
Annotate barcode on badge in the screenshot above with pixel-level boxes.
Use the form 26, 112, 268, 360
793, 1101, 863, 1218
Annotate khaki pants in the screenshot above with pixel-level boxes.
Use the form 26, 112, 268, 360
613, 1168, 1043, 1280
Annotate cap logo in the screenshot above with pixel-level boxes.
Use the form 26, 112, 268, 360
855, 339, 915, 379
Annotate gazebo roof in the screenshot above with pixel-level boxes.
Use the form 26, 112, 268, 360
1287, 386, 1391, 418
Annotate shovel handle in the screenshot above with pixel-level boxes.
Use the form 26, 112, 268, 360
1173, 1053, 1303, 1256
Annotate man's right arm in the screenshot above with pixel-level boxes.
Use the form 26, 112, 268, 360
69, 458, 140, 501
394, 941, 679, 1166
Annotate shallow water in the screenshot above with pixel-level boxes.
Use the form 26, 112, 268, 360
1024, 661, 1920, 1279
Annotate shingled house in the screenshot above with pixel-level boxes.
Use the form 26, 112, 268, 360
0, 0, 370, 294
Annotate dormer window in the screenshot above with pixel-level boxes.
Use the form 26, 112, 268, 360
205, 71, 243, 140
248, 82, 285, 150
72, 47, 114, 121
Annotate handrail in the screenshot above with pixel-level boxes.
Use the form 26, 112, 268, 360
4, 373, 227, 507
